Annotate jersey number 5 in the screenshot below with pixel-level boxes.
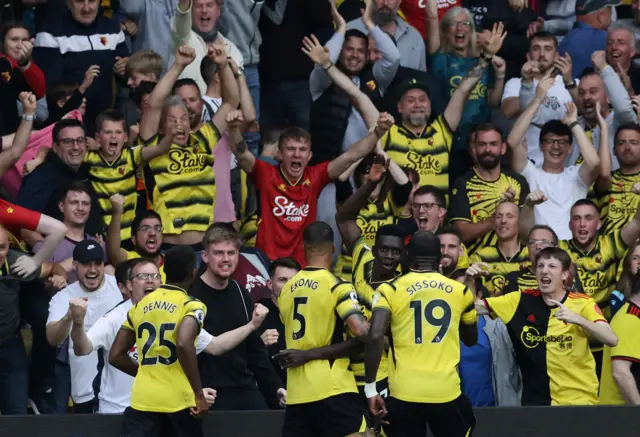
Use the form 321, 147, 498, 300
409, 299, 452, 344
138, 322, 178, 365
292, 297, 308, 340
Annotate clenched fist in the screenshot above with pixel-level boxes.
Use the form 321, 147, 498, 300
69, 297, 88, 324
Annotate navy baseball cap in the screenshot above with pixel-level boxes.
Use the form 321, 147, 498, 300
576, 0, 621, 15
73, 240, 105, 264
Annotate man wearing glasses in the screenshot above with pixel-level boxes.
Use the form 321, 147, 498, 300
17, 119, 104, 237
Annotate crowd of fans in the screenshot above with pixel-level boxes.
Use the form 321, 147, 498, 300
0, 0, 639, 423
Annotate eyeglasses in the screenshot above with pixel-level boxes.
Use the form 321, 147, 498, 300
133, 273, 161, 280
542, 138, 570, 147
527, 239, 555, 247
138, 225, 163, 233
412, 202, 442, 211
448, 20, 472, 29
58, 137, 87, 146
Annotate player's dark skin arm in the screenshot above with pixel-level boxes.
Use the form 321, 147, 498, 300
176, 317, 204, 398
364, 310, 390, 384
274, 338, 364, 370
109, 328, 139, 377
336, 180, 378, 254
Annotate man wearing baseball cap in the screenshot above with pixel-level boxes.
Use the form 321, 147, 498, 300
558, 0, 622, 77
46, 239, 122, 414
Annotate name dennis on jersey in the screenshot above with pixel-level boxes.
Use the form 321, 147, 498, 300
143, 301, 177, 314
273, 196, 309, 222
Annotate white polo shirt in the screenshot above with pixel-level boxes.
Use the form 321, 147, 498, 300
47, 275, 123, 404
87, 299, 214, 414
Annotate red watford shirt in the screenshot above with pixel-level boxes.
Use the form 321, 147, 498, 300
250, 160, 331, 266
0, 199, 41, 237
400, 0, 461, 37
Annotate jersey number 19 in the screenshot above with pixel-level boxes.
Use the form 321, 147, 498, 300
410, 299, 452, 344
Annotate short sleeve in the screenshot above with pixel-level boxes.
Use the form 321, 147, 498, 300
610, 314, 640, 361
122, 307, 135, 331
501, 78, 521, 102
249, 157, 273, 182
0, 199, 42, 236
521, 160, 537, 179
131, 146, 144, 166
47, 289, 72, 326
461, 286, 477, 325
195, 328, 214, 354
183, 298, 207, 330
432, 115, 453, 151
309, 161, 331, 192
484, 291, 522, 324
333, 281, 362, 321
373, 283, 394, 312
450, 178, 471, 222
600, 231, 629, 262
579, 298, 608, 324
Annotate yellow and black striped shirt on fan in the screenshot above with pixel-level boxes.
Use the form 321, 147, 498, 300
382, 115, 453, 201
334, 196, 405, 280
450, 168, 529, 256
349, 238, 391, 386
501, 265, 586, 296
84, 148, 143, 241
559, 231, 628, 318
597, 169, 640, 235
142, 122, 220, 235
469, 245, 529, 296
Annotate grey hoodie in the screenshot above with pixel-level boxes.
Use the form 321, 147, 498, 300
219, 0, 288, 66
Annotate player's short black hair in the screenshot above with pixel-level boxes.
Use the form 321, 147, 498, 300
374, 224, 406, 245
436, 225, 462, 243
163, 246, 196, 284
268, 257, 301, 278
131, 210, 162, 235
413, 185, 446, 207
535, 247, 572, 271
408, 231, 441, 262
303, 221, 334, 251
528, 224, 559, 245
570, 198, 599, 215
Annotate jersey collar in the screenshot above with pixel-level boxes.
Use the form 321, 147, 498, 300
278, 165, 304, 186
162, 284, 187, 294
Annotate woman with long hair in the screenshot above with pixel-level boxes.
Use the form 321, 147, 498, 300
611, 240, 640, 315
0, 22, 46, 136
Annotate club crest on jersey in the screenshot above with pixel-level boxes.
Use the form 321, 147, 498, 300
302, 178, 311, 187
277, 184, 287, 192
1, 71, 10, 83
118, 166, 127, 175
100, 36, 108, 46
6, 207, 13, 214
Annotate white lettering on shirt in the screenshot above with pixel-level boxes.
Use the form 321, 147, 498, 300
272, 196, 310, 223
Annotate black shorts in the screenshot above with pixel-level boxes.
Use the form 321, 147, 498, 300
357, 378, 390, 402
282, 393, 368, 437
383, 394, 476, 437
121, 407, 204, 437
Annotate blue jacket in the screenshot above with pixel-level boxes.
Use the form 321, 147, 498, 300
558, 22, 607, 79
34, 10, 128, 133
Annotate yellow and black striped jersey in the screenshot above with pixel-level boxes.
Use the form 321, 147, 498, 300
382, 116, 453, 201
450, 168, 530, 256
143, 122, 220, 235
597, 170, 640, 235
469, 245, 529, 296
84, 148, 143, 241
559, 231, 628, 318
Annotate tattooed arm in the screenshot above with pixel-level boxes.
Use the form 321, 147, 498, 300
443, 57, 490, 131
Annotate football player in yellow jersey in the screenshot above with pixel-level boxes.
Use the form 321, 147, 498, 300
475, 247, 618, 406
599, 274, 640, 405
110, 246, 210, 436
278, 222, 371, 437
365, 231, 478, 437
596, 123, 640, 235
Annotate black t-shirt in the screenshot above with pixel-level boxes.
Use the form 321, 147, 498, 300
0, 250, 40, 341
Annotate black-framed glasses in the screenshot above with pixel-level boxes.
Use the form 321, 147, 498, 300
138, 225, 163, 233
58, 137, 87, 146
412, 202, 442, 211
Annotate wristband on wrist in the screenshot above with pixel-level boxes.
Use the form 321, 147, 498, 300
323, 62, 334, 71
364, 382, 378, 399
18, 58, 30, 68
22, 113, 36, 121
565, 80, 576, 89
568, 120, 580, 130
